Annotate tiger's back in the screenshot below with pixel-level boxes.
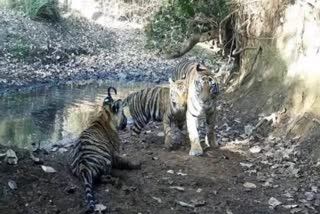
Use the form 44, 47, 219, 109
123, 86, 170, 132
123, 80, 188, 149
69, 87, 139, 212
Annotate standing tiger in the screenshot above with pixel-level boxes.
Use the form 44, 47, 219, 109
172, 60, 220, 156
69, 87, 140, 212
123, 78, 188, 149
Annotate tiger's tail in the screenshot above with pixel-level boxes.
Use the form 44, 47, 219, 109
80, 169, 95, 211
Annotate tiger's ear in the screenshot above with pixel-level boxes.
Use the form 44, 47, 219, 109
103, 97, 113, 105
169, 78, 175, 84
196, 63, 207, 72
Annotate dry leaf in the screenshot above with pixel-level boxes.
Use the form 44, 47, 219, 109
175, 200, 195, 208
152, 196, 162, 203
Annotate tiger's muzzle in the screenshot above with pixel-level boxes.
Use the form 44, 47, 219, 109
210, 82, 219, 96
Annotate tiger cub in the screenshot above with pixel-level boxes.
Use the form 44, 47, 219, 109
69, 87, 140, 212
172, 60, 220, 156
123, 78, 188, 149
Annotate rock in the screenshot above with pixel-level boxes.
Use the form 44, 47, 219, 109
283, 204, 298, 209
167, 170, 174, 174
268, 197, 282, 209
284, 192, 293, 198
244, 124, 255, 135
191, 199, 206, 207
41, 165, 57, 173
305, 192, 315, 201
290, 208, 303, 213
58, 148, 68, 153
240, 162, 253, 168
8, 180, 17, 190
249, 146, 262, 154
196, 188, 203, 193
5, 149, 18, 165
94, 204, 107, 212
243, 182, 257, 189
157, 132, 164, 137
311, 186, 318, 193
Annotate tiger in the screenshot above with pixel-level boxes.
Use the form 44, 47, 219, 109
69, 87, 140, 212
122, 78, 188, 149
172, 60, 220, 156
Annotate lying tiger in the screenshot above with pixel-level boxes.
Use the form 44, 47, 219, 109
123, 78, 188, 149
172, 60, 220, 156
69, 87, 140, 212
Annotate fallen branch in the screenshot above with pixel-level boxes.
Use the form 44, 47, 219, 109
165, 30, 216, 59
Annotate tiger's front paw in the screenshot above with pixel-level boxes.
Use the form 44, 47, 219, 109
164, 136, 174, 150
131, 161, 142, 170
189, 147, 203, 156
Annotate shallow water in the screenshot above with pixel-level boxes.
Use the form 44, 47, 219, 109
0, 81, 158, 149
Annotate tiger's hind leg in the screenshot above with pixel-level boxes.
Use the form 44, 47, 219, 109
163, 112, 175, 150
130, 118, 147, 139
113, 154, 141, 170
205, 110, 218, 148
186, 111, 203, 156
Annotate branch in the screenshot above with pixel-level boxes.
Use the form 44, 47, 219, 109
165, 31, 216, 59
231, 46, 257, 56
219, 9, 239, 45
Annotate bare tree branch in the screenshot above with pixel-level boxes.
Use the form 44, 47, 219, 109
165, 30, 217, 59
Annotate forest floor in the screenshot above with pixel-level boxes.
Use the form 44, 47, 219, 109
1, 99, 320, 214
1, 8, 320, 214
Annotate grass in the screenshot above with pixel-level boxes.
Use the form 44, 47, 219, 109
0, 0, 60, 21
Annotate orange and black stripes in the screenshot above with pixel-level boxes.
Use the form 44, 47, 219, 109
69, 87, 139, 212
123, 86, 170, 135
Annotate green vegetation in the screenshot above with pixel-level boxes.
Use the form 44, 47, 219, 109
145, 0, 229, 51
0, 0, 60, 21
8, 37, 31, 59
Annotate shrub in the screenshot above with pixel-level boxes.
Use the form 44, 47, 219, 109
1, 0, 60, 22
25, 0, 60, 21
145, 0, 229, 51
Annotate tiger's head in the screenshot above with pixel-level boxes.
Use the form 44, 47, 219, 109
193, 63, 219, 102
102, 87, 127, 130
169, 78, 188, 112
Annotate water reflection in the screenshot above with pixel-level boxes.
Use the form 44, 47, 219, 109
0, 81, 155, 148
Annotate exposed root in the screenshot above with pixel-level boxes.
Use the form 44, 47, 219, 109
239, 46, 262, 86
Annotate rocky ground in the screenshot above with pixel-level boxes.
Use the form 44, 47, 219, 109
1, 7, 320, 214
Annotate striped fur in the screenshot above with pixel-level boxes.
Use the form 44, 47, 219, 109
69, 87, 140, 212
123, 79, 188, 149
172, 60, 220, 156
